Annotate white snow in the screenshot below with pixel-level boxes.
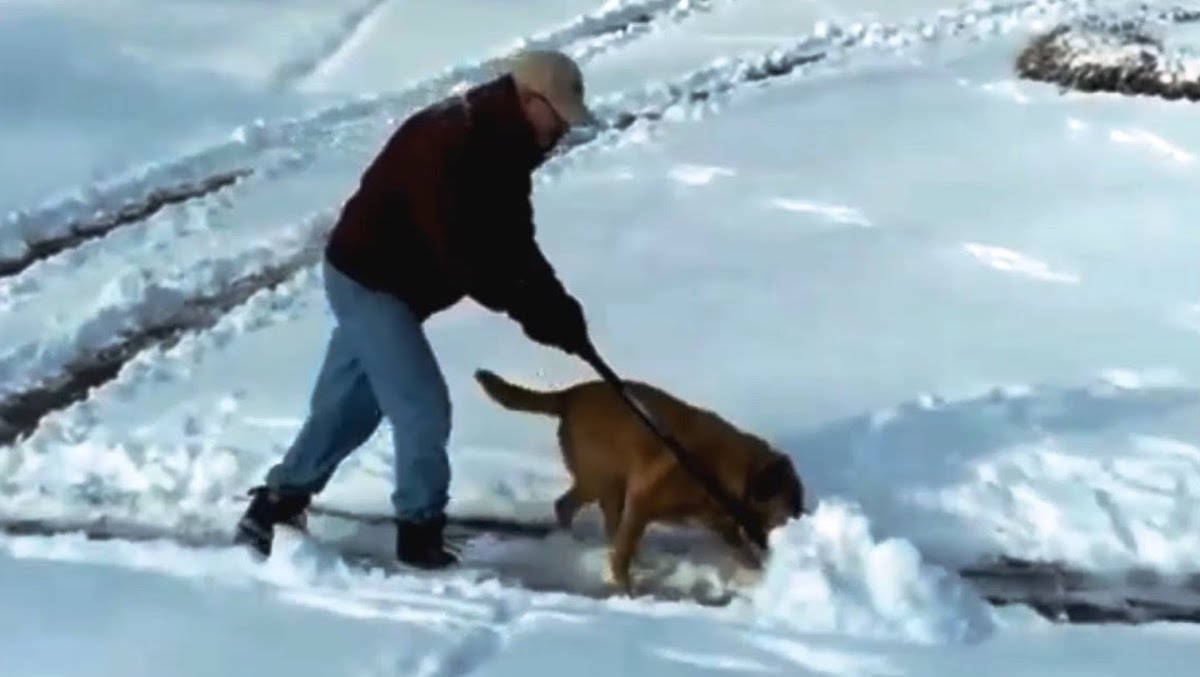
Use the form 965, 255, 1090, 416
750, 500, 996, 644
295, 0, 603, 94
0, 3, 293, 214
0, 0, 709, 263
3, 0, 1200, 674
4, 528, 1200, 675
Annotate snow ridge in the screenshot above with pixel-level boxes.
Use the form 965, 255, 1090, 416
748, 500, 996, 645
0, 169, 249, 279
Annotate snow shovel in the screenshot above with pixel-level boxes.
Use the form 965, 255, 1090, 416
577, 342, 769, 550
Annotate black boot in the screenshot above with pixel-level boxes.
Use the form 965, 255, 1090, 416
233, 485, 311, 558
395, 515, 458, 570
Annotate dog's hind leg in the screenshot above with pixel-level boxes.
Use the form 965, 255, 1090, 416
554, 485, 584, 529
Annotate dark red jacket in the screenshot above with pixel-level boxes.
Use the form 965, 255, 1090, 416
325, 74, 576, 332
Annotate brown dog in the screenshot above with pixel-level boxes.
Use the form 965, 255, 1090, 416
474, 368, 805, 594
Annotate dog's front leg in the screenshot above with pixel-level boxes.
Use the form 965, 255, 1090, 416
608, 500, 649, 596
598, 490, 625, 541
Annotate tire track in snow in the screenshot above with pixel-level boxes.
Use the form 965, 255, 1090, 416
0, 228, 323, 446
0, 157, 350, 395
0, 0, 720, 274
267, 0, 394, 90
0, 0, 1096, 446
0, 169, 250, 279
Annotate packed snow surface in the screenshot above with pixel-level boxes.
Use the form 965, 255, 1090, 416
2, 0, 1199, 674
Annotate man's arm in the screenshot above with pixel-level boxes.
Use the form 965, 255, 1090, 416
446, 166, 590, 354
457, 174, 567, 312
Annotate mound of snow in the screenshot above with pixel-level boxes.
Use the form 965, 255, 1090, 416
749, 499, 995, 645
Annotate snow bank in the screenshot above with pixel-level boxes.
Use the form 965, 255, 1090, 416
786, 371, 1200, 574
749, 500, 995, 645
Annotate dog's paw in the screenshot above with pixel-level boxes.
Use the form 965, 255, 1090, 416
602, 564, 637, 597
730, 565, 762, 588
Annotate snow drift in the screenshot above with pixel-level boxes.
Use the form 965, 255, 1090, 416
749, 500, 996, 645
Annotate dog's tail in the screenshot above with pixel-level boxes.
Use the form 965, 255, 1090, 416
474, 369, 565, 417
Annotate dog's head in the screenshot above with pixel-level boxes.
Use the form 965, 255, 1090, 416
744, 450, 806, 533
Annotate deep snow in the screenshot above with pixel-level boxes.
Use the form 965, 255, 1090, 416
2, 0, 1200, 674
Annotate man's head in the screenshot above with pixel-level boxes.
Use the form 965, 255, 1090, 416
507, 50, 599, 151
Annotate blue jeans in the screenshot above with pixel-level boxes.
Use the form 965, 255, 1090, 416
264, 259, 451, 521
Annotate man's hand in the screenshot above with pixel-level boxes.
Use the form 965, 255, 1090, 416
520, 293, 592, 358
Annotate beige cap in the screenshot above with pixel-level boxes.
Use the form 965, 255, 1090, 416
507, 49, 599, 128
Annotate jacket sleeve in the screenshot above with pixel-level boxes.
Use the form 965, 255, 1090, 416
445, 161, 577, 325
395, 105, 578, 329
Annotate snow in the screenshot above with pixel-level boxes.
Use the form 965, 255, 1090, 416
3, 0, 1200, 674
4, 529, 1200, 676
0, 3, 294, 214
0, 0, 699, 261
751, 500, 996, 644
296, 0, 603, 94
582, 0, 975, 95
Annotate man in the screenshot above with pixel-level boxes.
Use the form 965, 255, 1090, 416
234, 50, 602, 569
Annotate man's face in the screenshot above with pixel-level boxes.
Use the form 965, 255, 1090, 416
520, 91, 568, 152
